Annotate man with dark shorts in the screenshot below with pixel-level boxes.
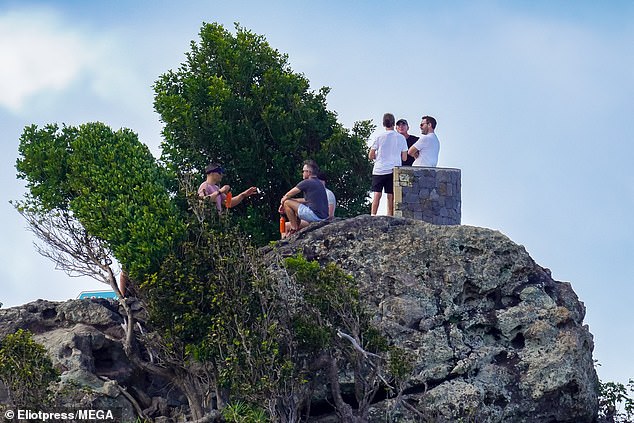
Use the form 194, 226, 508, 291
279, 160, 329, 234
369, 113, 408, 216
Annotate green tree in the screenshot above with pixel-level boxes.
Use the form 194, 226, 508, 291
15, 122, 185, 281
142, 219, 299, 418
14, 122, 208, 420
154, 22, 372, 244
0, 329, 59, 408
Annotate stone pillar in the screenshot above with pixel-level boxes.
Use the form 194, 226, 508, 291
393, 167, 461, 225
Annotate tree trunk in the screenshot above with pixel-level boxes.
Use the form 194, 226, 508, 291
117, 291, 209, 422
326, 356, 359, 423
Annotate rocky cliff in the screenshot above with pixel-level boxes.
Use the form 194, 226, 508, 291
0, 216, 598, 422
270, 215, 598, 422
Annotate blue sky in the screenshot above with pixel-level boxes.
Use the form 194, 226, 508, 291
1, 1, 633, 385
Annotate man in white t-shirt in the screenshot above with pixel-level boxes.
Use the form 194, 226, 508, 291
408, 115, 440, 167
369, 113, 408, 216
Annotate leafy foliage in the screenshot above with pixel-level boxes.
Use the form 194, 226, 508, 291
222, 401, 269, 423
154, 22, 372, 244
16, 122, 186, 280
141, 196, 394, 420
283, 254, 390, 421
284, 255, 387, 356
599, 379, 634, 423
0, 329, 59, 408
141, 217, 300, 412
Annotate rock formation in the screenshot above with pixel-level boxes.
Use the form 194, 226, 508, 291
270, 215, 599, 422
0, 215, 599, 422
0, 299, 185, 422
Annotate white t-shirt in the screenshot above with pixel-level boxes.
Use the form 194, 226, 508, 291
412, 132, 440, 167
325, 188, 336, 217
371, 130, 408, 175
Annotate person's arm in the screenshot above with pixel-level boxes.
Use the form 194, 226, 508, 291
201, 184, 230, 201
368, 148, 377, 160
401, 150, 408, 162
230, 186, 258, 208
408, 145, 419, 159
281, 187, 301, 204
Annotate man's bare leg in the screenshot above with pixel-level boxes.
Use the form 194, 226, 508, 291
283, 200, 302, 230
282, 220, 309, 238
387, 193, 394, 216
371, 192, 382, 215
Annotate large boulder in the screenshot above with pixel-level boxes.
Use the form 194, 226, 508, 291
270, 215, 599, 422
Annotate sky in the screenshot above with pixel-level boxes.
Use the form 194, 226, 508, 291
1, 1, 632, 386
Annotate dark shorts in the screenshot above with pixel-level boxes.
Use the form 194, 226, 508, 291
371, 173, 394, 194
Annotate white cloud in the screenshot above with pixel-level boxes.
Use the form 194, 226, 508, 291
0, 9, 90, 111
0, 7, 140, 115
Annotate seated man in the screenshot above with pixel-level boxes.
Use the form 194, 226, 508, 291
198, 163, 257, 211
279, 160, 329, 235
283, 170, 335, 236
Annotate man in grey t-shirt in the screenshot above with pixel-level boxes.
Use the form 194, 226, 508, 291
279, 160, 329, 234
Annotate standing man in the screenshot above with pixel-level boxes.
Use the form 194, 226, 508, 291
279, 160, 329, 235
198, 163, 258, 211
369, 113, 408, 216
408, 116, 440, 167
396, 118, 419, 166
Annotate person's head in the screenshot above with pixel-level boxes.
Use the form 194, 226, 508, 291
205, 163, 225, 182
420, 115, 437, 135
396, 118, 409, 136
302, 159, 319, 179
383, 113, 395, 129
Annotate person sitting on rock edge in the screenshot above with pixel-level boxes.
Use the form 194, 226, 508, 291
279, 160, 329, 235
282, 169, 336, 237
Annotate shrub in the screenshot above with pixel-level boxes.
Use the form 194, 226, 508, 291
0, 329, 59, 408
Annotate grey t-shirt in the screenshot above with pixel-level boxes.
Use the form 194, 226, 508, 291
296, 177, 329, 219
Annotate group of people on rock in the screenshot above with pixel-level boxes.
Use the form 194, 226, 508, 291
370, 113, 440, 216
120, 113, 438, 295
197, 112, 440, 234
197, 159, 336, 237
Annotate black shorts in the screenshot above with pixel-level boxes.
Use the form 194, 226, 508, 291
371, 173, 394, 194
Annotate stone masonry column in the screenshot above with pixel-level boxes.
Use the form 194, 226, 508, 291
393, 167, 461, 225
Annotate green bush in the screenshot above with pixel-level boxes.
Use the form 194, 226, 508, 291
222, 401, 269, 423
0, 329, 59, 408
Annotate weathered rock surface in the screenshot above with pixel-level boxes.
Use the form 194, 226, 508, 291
0, 299, 186, 422
0, 216, 598, 422
271, 215, 599, 422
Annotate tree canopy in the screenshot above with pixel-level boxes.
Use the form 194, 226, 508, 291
154, 22, 372, 243
15, 122, 185, 280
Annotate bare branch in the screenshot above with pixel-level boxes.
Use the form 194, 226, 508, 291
337, 330, 382, 360
17, 207, 116, 286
